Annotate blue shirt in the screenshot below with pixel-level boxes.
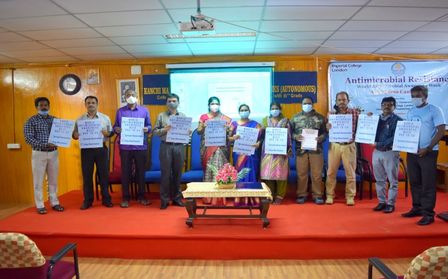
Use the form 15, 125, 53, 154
407, 103, 445, 150
114, 105, 151, 151
374, 113, 401, 151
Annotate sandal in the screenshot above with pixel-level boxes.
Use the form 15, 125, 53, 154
52, 205, 64, 212
37, 208, 47, 214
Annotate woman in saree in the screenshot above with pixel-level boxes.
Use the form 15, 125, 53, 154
229, 104, 262, 206
260, 102, 292, 205
197, 96, 232, 205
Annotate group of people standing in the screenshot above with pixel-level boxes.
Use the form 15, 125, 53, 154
24, 85, 445, 226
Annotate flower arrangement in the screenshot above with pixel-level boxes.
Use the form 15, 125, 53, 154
208, 163, 250, 189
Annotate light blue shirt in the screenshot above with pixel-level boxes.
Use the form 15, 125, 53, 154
407, 103, 445, 150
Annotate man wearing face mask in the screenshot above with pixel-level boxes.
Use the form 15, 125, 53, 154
24, 97, 64, 215
290, 97, 327, 205
153, 93, 186, 209
113, 89, 152, 208
72, 96, 114, 210
402, 85, 445, 226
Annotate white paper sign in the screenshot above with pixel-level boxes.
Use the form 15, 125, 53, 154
392, 121, 421, 153
121, 117, 145, 146
355, 114, 379, 144
301, 129, 318, 151
329, 114, 353, 143
78, 119, 103, 149
205, 120, 227, 147
49, 119, 75, 147
166, 116, 192, 144
233, 126, 259, 155
265, 127, 288, 155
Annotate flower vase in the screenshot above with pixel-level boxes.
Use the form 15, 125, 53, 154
216, 182, 236, 190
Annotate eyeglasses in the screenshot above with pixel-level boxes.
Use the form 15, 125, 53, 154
381, 103, 394, 107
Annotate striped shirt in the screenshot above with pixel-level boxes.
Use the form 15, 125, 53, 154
24, 114, 56, 150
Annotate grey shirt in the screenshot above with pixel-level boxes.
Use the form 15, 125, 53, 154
74, 111, 113, 142
153, 110, 186, 142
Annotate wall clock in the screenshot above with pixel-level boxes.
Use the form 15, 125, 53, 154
59, 74, 81, 95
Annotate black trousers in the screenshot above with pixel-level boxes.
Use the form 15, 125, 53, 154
81, 147, 111, 205
407, 151, 439, 217
159, 142, 185, 203
120, 149, 147, 201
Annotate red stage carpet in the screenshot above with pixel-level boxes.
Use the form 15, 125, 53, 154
1, 190, 447, 260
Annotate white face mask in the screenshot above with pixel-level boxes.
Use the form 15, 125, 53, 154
270, 109, 280, 117
239, 111, 250, 119
210, 104, 220, 113
38, 109, 49, 116
411, 97, 423, 107
302, 104, 313, 113
126, 96, 137, 105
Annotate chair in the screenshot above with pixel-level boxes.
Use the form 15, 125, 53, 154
182, 129, 204, 183
368, 246, 448, 279
94, 136, 114, 201
145, 133, 162, 189
0, 232, 79, 279
358, 143, 408, 199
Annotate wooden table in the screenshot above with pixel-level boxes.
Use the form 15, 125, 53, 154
182, 182, 272, 228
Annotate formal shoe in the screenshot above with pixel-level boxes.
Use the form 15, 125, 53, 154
37, 207, 47, 215
120, 201, 129, 208
52, 205, 64, 212
346, 198, 355, 206
314, 197, 324, 205
325, 197, 334, 205
295, 197, 306, 204
172, 200, 184, 207
373, 203, 386, 211
401, 209, 422, 218
417, 216, 434, 226
80, 203, 92, 210
138, 199, 151, 206
383, 205, 395, 214
273, 197, 283, 205
160, 201, 168, 210
102, 202, 113, 208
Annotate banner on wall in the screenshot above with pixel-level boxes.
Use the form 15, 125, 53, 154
142, 74, 170, 105
328, 61, 448, 124
273, 71, 317, 104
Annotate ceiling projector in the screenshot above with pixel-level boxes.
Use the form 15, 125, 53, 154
179, 17, 215, 36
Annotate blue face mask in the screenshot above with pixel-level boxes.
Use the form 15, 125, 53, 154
239, 111, 250, 119
270, 109, 280, 117
302, 104, 313, 113
38, 110, 49, 116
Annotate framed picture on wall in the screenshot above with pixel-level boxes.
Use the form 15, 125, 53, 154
86, 68, 100, 85
116, 78, 140, 108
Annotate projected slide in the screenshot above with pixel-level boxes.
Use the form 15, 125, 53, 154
170, 68, 272, 124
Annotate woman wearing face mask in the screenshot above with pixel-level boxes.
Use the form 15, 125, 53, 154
260, 102, 292, 205
230, 104, 262, 206
197, 96, 232, 205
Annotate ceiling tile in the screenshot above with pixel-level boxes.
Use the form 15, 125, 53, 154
168, 7, 264, 22
0, 15, 87, 31
0, 41, 49, 51
353, 7, 448, 20
256, 40, 322, 48
188, 42, 255, 51
5, 48, 68, 58
399, 32, 448, 41
375, 48, 439, 54
122, 43, 190, 53
110, 35, 167, 45
60, 46, 127, 55
95, 24, 178, 37
182, 37, 256, 43
330, 31, 407, 40
260, 20, 345, 32
314, 47, 378, 54
0, 54, 23, 63
264, 6, 360, 20
53, 0, 163, 13
258, 31, 332, 41
369, 0, 448, 8
22, 56, 78, 63
417, 22, 448, 32
324, 40, 389, 48
20, 28, 101, 40
385, 40, 448, 48
42, 38, 114, 48
75, 53, 134, 60
340, 21, 428, 31
255, 47, 316, 55
191, 49, 253, 56
0, 0, 66, 19
162, 0, 264, 8
267, 0, 369, 5
0, 32, 30, 43
432, 47, 448, 54
76, 10, 171, 27
132, 50, 192, 57
212, 21, 259, 33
